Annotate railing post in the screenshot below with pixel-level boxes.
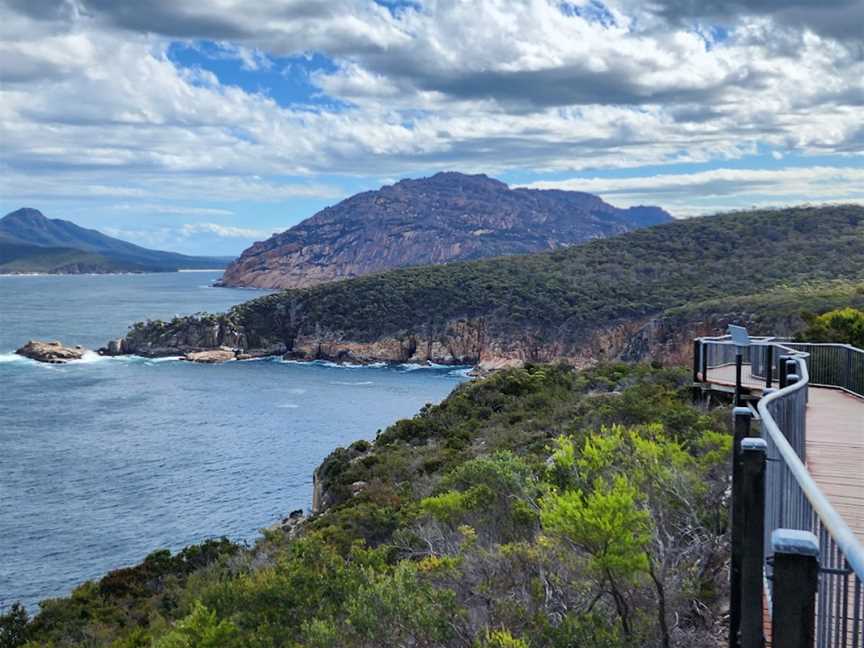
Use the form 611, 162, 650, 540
765, 345, 773, 388
845, 346, 853, 390
735, 351, 744, 406
771, 530, 819, 648
702, 342, 709, 383
779, 355, 792, 389
739, 438, 766, 648
693, 340, 702, 382
730, 406, 753, 648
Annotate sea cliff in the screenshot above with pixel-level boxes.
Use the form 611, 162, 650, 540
103, 206, 864, 369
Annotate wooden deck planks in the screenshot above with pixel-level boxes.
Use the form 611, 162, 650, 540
704, 363, 864, 545
804, 387, 864, 544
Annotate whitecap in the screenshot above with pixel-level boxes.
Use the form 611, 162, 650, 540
448, 367, 475, 378
0, 352, 28, 364
277, 403, 300, 409
330, 380, 374, 386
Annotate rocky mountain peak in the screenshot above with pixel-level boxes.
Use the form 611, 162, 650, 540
217, 172, 672, 290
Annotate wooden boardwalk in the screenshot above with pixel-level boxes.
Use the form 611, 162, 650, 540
704, 364, 864, 545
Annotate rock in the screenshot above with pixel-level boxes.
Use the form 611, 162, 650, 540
102, 338, 125, 356
218, 172, 670, 289
15, 340, 87, 363
350, 481, 368, 497
183, 347, 236, 363
267, 509, 307, 538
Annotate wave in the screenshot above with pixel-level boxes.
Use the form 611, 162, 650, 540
278, 358, 387, 370
0, 352, 30, 364
329, 380, 374, 386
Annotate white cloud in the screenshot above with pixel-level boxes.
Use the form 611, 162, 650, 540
0, 0, 862, 221
519, 166, 864, 216
180, 222, 277, 238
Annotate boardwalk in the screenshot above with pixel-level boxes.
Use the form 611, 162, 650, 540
704, 363, 864, 546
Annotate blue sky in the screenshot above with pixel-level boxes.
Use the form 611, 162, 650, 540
1, 0, 862, 255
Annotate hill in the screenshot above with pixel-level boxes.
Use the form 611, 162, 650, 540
4, 363, 732, 647
0, 208, 232, 274
217, 172, 671, 289
113, 205, 864, 367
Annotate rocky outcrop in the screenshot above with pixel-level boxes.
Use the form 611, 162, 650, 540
16, 340, 88, 363
100, 314, 251, 358
183, 348, 237, 363
218, 172, 670, 289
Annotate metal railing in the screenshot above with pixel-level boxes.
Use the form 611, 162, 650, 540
695, 335, 864, 646
759, 354, 864, 647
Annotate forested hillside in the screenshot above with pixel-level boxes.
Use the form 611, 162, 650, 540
3, 364, 732, 647
116, 205, 864, 367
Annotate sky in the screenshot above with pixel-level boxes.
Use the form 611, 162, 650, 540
1, 0, 862, 255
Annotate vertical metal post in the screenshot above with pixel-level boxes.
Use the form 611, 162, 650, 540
701, 342, 709, 383
693, 340, 702, 382
771, 529, 819, 648
765, 345, 773, 388
735, 352, 744, 406
786, 359, 797, 383
740, 438, 767, 648
779, 355, 792, 389
730, 407, 752, 648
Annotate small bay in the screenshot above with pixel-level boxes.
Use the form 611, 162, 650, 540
0, 273, 468, 610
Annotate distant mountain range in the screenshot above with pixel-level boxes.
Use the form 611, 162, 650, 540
217, 172, 672, 289
0, 208, 232, 274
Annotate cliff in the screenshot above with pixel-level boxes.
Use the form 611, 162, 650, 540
108, 205, 864, 368
217, 172, 670, 289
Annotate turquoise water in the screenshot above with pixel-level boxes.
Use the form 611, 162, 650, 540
0, 273, 468, 610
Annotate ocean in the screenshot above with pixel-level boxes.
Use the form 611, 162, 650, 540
0, 272, 468, 611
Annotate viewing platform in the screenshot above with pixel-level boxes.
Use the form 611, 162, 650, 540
694, 332, 864, 648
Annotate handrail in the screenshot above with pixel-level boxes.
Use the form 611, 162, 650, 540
757, 358, 864, 581
696, 334, 864, 644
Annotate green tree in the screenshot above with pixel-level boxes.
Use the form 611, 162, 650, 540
0, 603, 29, 648
152, 602, 238, 648
540, 475, 651, 636
799, 307, 864, 347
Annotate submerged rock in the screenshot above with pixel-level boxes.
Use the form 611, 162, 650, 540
16, 340, 87, 364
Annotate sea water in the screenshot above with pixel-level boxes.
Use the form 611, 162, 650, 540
0, 273, 468, 610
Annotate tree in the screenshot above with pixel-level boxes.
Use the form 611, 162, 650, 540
0, 603, 29, 648
799, 307, 864, 347
153, 602, 239, 648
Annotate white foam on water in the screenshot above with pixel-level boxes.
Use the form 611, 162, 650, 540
277, 403, 300, 409
330, 380, 374, 386
0, 352, 29, 364
278, 358, 387, 370
74, 351, 109, 364
448, 367, 475, 378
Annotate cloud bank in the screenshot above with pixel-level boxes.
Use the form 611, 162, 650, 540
1, 0, 862, 248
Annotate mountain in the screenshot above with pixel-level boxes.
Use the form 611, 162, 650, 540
0, 208, 233, 274
217, 172, 671, 289
111, 204, 864, 368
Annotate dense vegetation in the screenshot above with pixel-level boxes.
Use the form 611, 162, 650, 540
797, 307, 864, 348
4, 364, 733, 647
224, 205, 864, 349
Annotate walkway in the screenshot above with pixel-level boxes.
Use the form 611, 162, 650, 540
704, 363, 864, 546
